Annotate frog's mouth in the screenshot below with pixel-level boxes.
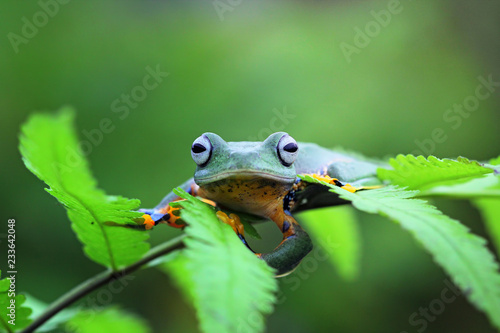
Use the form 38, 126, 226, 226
195, 170, 295, 185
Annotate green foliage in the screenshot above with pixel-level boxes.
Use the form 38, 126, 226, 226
165, 189, 278, 333
377, 154, 500, 199
490, 156, 500, 166
299, 206, 361, 280
162, 252, 197, 302
377, 155, 493, 191
0, 271, 32, 332
24, 294, 78, 332
376, 154, 500, 258
16, 109, 500, 332
230, 212, 263, 239
419, 175, 500, 198
18, 109, 277, 333
299, 175, 500, 330
475, 199, 500, 257
19, 109, 150, 270
66, 308, 151, 333
5, 2, 500, 330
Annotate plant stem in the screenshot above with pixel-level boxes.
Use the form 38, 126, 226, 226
21, 234, 186, 333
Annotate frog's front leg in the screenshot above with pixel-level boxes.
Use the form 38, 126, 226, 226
258, 212, 313, 277
216, 208, 312, 276
140, 179, 199, 230
215, 211, 253, 251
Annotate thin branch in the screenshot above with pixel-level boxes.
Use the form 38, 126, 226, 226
21, 234, 186, 333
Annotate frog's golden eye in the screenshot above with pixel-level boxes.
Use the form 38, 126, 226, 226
191, 135, 212, 167
277, 134, 299, 167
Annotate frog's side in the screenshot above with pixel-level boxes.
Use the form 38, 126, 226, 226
141, 132, 382, 276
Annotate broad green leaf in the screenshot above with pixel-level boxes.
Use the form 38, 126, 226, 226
66, 308, 151, 333
300, 175, 500, 329
162, 251, 196, 303
298, 206, 361, 280
420, 174, 500, 198
19, 109, 149, 270
167, 188, 277, 333
377, 155, 493, 191
0, 271, 32, 332
377, 155, 500, 199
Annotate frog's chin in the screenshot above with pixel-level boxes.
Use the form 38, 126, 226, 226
196, 172, 295, 216
195, 170, 295, 186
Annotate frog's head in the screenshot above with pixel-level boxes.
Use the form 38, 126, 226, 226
191, 132, 299, 187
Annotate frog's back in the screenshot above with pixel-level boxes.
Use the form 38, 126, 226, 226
295, 142, 382, 184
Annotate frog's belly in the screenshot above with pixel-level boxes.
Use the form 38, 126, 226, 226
197, 177, 290, 217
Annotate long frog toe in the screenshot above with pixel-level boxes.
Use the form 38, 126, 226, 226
141, 214, 156, 230
216, 211, 245, 236
153, 203, 185, 228
310, 173, 357, 193
216, 211, 255, 251
139, 204, 187, 230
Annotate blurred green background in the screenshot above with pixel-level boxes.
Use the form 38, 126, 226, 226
1, 0, 500, 332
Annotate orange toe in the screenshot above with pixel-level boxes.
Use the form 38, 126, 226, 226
142, 214, 155, 230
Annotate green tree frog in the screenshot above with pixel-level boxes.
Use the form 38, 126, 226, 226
140, 132, 381, 276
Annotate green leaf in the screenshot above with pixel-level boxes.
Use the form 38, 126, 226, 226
0, 271, 32, 332
377, 155, 500, 200
486, 156, 500, 174
19, 108, 149, 270
298, 206, 361, 280
226, 211, 263, 239
300, 174, 500, 329
161, 251, 196, 303
66, 307, 151, 333
473, 173, 500, 257
377, 155, 493, 191
166, 188, 277, 333
419, 174, 500, 199
475, 198, 500, 257
490, 156, 500, 165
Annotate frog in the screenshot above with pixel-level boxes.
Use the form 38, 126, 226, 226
140, 132, 383, 276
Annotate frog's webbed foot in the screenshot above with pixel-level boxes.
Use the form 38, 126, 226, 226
216, 211, 312, 276
308, 173, 357, 193
139, 203, 185, 230
216, 211, 244, 235
140, 197, 217, 230
291, 173, 384, 213
135, 179, 207, 230
216, 211, 253, 250
315, 173, 384, 191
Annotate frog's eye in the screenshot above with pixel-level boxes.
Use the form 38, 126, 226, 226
191, 135, 212, 166
277, 134, 299, 167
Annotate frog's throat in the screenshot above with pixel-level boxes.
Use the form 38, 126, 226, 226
196, 176, 293, 217
195, 170, 295, 185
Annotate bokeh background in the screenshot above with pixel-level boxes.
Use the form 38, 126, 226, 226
1, 1, 500, 332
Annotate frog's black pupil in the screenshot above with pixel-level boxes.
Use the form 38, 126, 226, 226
283, 143, 298, 153
192, 143, 206, 154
